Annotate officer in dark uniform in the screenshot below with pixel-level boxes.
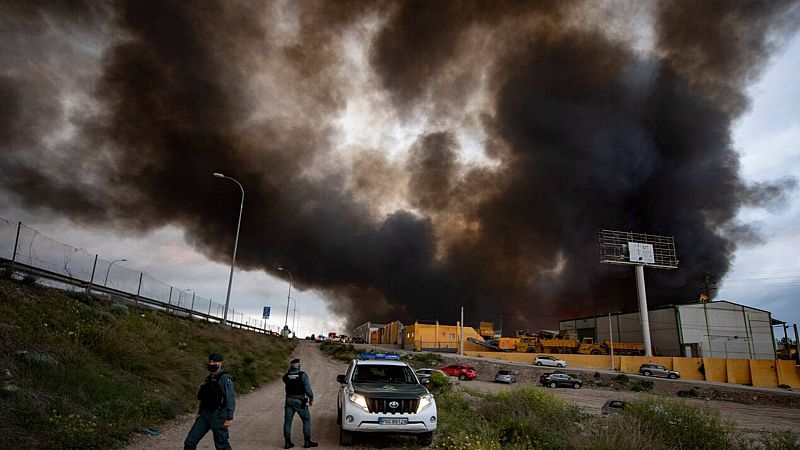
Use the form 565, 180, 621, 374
282, 358, 318, 449
184, 353, 236, 450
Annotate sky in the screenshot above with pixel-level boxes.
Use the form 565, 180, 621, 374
1, 1, 799, 339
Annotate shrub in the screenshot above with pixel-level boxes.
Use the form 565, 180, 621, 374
110, 303, 130, 317
436, 387, 586, 449
319, 342, 362, 362
614, 374, 629, 383
677, 387, 699, 398
760, 430, 800, 450
631, 380, 654, 392
429, 371, 452, 393
402, 351, 443, 368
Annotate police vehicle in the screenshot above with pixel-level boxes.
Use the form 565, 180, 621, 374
336, 353, 437, 446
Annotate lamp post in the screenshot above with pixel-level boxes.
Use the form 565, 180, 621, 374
291, 297, 297, 336
213, 172, 244, 326
278, 267, 293, 336
104, 259, 127, 287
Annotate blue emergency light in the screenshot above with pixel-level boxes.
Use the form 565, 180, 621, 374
357, 353, 401, 360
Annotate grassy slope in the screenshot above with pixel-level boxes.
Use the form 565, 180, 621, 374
0, 279, 296, 450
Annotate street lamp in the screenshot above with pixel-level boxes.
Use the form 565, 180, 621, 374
213, 172, 244, 325
104, 259, 127, 286
278, 267, 293, 335
291, 297, 297, 336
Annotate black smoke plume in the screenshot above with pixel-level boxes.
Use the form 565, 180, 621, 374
1, 0, 798, 330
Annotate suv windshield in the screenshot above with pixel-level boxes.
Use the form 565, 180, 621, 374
353, 364, 418, 384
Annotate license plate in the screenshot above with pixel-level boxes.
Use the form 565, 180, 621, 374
379, 417, 408, 425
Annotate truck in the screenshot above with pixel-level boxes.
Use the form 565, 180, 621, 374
515, 332, 644, 355
577, 338, 645, 356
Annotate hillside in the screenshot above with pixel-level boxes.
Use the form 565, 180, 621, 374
0, 278, 295, 449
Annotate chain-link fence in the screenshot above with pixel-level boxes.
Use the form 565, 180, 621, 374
0, 218, 267, 332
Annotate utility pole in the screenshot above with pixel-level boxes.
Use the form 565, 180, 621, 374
697, 272, 718, 302
608, 312, 615, 371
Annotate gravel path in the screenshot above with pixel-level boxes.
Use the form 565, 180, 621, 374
126, 340, 349, 449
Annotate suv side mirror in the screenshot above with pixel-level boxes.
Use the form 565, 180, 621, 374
420, 378, 430, 385
336, 374, 346, 384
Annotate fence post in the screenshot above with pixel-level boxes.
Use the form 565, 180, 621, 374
9, 222, 21, 273
190, 292, 196, 317
86, 254, 98, 295
207, 299, 212, 322
134, 273, 143, 307
167, 287, 173, 313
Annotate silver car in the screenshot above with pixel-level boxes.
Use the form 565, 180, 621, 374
494, 370, 518, 384
534, 355, 567, 368
639, 363, 680, 379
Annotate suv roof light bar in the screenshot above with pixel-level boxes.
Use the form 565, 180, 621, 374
357, 353, 401, 360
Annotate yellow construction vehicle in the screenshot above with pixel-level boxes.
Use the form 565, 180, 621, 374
576, 337, 645, 355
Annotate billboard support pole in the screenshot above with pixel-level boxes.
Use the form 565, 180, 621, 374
635, 264, 653, 357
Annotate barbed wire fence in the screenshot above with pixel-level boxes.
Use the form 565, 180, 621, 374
0, 217, 276, 334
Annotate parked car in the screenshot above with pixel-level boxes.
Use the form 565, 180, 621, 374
601, 399, 627, 415
440, 364, 477, 380
639, 363, 680, 379
494, 370, 518, 384
539, 372, 582, 389
534, 355, 567, 368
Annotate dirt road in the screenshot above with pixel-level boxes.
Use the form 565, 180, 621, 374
128, 342, 800, 449
127, 340, 350, 449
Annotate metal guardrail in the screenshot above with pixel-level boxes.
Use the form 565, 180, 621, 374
0, 218, 275, 335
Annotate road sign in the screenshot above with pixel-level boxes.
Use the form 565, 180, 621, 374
263, 306, 271, 319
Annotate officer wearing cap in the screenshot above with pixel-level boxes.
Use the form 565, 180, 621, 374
282, 358, 318, 448
184, 353, 236, 450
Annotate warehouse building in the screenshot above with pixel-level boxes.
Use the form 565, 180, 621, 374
559, 301, 778, 360
352, 321, 385, 344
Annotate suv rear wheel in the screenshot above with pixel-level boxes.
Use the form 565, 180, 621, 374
572, 383, 581, 389
668, 373, 678, 379
643, 370, 652, 376
417, 431, 433, 446
549, 381, 557, 388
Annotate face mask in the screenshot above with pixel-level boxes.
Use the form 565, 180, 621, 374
208, 363, 219, 372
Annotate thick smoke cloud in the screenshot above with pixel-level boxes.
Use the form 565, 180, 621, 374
1, 0, 798, 330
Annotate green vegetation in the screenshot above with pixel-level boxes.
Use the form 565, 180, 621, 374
434, 389, 787, 450
319, 341, 363, 361
402, 351, 444, 368
435, 387, 586, 449
630, 379, 654, 392
0, 279, 295, 449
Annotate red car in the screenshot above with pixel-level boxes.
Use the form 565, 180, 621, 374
441, 364, 476, 380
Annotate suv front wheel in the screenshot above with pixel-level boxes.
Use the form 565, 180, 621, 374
643, 370, 652, 376
549, 381, 557, 388
668, 373, 678, 379
417, 431, 433, 446
340, 428, 354, 446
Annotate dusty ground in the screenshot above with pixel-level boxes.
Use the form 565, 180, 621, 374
127, 341, 800, 449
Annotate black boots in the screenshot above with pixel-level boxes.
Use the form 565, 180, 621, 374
303, 440, 319, 448
284, 441, 294, 449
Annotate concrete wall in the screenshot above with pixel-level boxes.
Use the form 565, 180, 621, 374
726, 359, 752, 385
649, 308, 680, 356
672, 357, 704, 381
702, 358, 728, 383
463, 351, 800, 388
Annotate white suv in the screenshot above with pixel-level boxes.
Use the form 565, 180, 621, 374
336, 354, 437, 446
